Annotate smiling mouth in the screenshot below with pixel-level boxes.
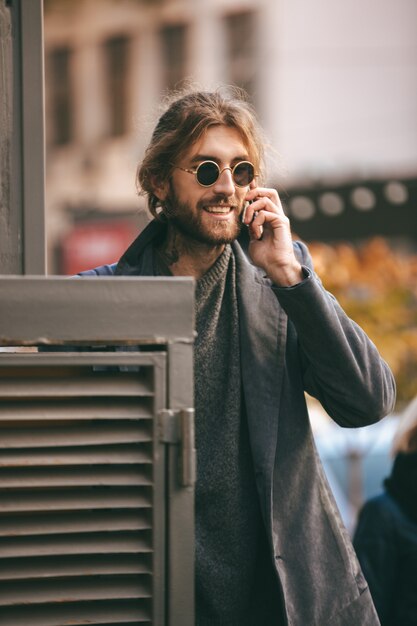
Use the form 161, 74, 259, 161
203, 205, 234, 214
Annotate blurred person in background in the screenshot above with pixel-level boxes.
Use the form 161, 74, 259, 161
354, 396, 417, 626
82, 88, 395, 625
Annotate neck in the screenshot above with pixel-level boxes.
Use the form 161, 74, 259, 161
156, 223, 226, 279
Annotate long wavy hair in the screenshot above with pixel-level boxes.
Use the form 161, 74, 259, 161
136, 87, 266, 219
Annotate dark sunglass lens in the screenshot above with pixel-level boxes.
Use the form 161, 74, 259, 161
196, 162, 219, 186
233, 162, 254, 186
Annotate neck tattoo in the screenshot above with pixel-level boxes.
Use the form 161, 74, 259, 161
159, 230, 180, 266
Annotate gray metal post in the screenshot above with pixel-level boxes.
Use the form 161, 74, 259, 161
0, 0, 46, 275
0, 1, 22, 274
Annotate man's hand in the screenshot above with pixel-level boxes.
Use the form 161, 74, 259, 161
243, 186, 303, 287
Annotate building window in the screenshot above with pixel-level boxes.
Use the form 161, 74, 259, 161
104, 35, 130, 137
160, 24, 188, 91
224, 12, 257, 100
49, 47, 73, 146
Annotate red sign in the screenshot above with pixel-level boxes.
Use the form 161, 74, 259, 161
60, 220, 137, 275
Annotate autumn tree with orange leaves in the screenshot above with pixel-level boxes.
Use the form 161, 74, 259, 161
309, 238, 417, 408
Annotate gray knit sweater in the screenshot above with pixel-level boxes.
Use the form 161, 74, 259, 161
194, 247, 281, 625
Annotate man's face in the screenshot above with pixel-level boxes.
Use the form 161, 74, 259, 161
159, 125, 252, 246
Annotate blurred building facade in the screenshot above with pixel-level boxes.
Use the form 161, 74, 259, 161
44, 0, 417, 273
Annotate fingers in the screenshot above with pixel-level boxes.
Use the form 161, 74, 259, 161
246, 186, 281, 206
243, 206, 280, 241
242, 188, 288, 241
243, 187, 301, 283
242, 196, 283, 226
245, 209, 263, 241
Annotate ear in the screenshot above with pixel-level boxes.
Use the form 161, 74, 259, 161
150, 175, 169, 202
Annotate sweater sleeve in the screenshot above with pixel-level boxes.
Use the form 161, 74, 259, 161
272, 240, 396, 427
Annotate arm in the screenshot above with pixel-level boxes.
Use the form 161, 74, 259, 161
274, 240, 395, 426
243, 187, 396, 427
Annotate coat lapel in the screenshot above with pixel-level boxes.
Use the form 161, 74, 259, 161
233, 243, 288, 506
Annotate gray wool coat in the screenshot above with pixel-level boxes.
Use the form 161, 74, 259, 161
83, 220, 396, 625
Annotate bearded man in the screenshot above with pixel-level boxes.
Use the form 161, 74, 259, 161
82, 89, 395, 626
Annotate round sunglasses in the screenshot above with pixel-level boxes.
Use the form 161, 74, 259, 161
174, 160, 256, 187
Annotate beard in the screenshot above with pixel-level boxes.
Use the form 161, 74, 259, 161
163, 182, 244, 246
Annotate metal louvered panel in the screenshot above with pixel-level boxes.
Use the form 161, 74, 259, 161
0, 353, 167, 626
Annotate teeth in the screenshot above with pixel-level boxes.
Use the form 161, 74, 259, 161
205, 206, 231, 213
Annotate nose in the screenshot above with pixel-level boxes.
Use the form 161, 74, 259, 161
212, 167, 235, 195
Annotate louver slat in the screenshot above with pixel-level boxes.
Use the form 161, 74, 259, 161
0, 372, 154, 397
0, 359, 165, 625
0, 575, 152, 605
0, 511, 152, 536
0, 554, 153, 580
0, 531, 153, 558
0, 487, 152, 512
0, 465, 152, 487
0, 423, 152, 447
0, 398, 152, 420
0, 443, 152, 466
0, 599, 152, 625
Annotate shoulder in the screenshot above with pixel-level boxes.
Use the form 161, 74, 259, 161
359, 492, 398, 520
355, 492, 404, 539
77, 263, 118, 276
